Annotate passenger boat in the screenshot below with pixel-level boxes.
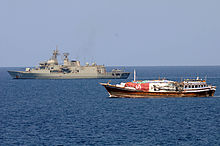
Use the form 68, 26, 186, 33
100, 70, 216, 98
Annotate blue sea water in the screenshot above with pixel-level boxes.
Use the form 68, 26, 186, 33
0, 66, 220, 145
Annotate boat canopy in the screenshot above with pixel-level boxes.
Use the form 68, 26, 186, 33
132, 80, 174, 84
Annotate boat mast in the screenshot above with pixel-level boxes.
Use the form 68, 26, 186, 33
134, 69, 136, 82
49, 45, 59, 65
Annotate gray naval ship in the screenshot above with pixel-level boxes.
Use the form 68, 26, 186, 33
8, 48, 130, 79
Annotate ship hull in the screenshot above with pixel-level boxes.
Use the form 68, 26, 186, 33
101, 84, 215, 98
8, 71, 130, 79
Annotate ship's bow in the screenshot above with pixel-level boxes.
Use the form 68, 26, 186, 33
8, 71, 22, 79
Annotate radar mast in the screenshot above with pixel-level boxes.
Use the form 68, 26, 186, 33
63, 53, 69, 60
63, 52, 70, 66
52, 45, 59, 60
48, 46, 59, 65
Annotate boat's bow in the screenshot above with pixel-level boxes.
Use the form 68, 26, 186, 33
8, 70, 24, 79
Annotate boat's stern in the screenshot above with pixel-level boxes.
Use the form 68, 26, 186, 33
110, 69, 130, 79
210, 86, 216, 96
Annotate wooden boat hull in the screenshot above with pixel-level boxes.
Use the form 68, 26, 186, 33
101, 84, 215, 98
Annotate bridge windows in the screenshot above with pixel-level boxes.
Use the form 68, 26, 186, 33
184, 83, 208, 89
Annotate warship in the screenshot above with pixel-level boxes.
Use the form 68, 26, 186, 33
100, 70, 216, 98
8, 48, 130, 79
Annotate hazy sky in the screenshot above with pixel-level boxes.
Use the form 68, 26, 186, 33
0, 0, 220, 67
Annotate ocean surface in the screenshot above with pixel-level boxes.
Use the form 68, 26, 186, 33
0, 66, 220, 145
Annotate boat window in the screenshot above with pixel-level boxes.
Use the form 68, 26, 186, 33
121, 73, 127, 76
112, 73, 115, 76
192, 85, 194, 88
189, 85, 191, 88
198, 85, 200, 88
116, 73, 120, 76
201, 85, 203, 87
195, 85, 198, 88
185, 85, 187, 88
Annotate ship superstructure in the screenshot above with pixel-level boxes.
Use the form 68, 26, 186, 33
8, 48, 130, 79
